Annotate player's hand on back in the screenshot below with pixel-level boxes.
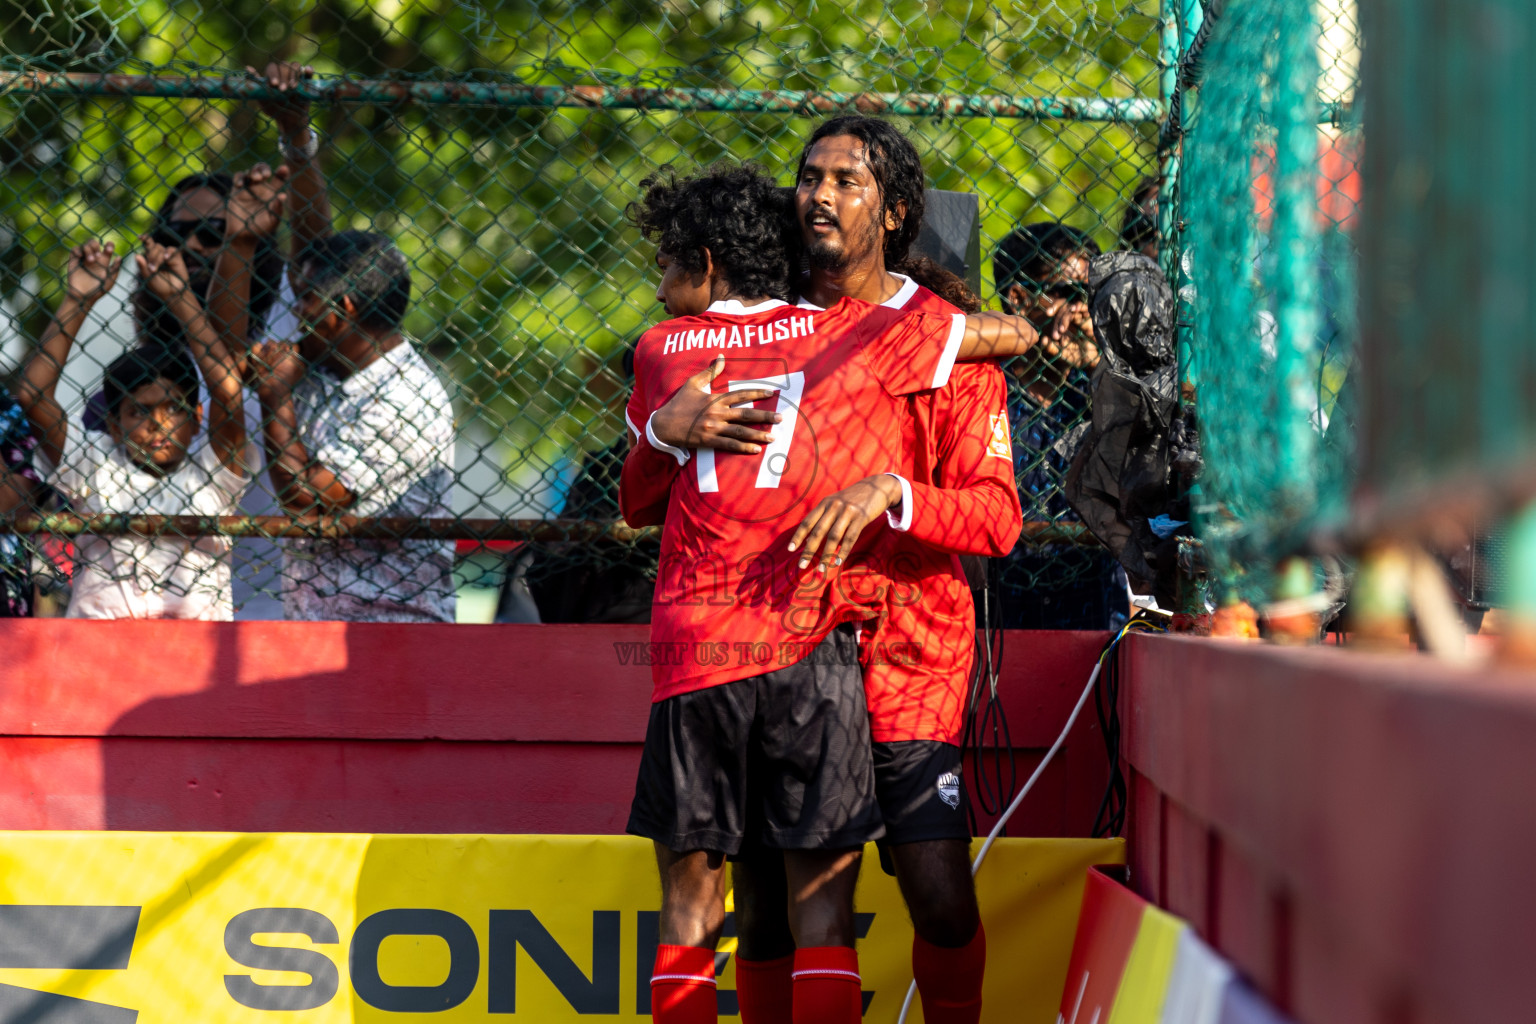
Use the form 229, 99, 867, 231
651, 355, 783, 454
64, 240, 122, 306
787, 473, 905, 574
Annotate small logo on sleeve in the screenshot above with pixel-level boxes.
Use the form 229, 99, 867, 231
987, 412, 1012, 459
936, 772, 961, 809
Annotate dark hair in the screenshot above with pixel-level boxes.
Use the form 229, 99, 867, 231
993, 221, 1102, 295
102, 344, 200, 419
627, 163, 793, 302
798, 115, 926, 270
1120, 177, 1161, 252
796, 116, 980, 313
136, 172, 283, 348
297, 231, 413, 331
901, 257, 982, 313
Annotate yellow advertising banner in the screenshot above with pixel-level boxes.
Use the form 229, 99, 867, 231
0, 832, 1121, 1023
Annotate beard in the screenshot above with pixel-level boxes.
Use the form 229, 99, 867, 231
804, 211, 884, 272
806, 235, 851, 271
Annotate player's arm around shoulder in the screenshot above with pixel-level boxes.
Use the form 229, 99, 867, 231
955, 309, 1042, 361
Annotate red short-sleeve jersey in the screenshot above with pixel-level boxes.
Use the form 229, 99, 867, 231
620, 296, 966, 701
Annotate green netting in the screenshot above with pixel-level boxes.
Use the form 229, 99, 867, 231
0, 1, 1164, 622
1359, 0, 1536, 519
1179, 0, 1360, 602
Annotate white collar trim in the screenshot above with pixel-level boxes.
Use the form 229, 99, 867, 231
884, 273, 920, 309
795, 273, 918, 311
704, 298, 788, 316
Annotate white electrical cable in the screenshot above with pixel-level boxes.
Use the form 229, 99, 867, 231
893, 653, 1109, 1024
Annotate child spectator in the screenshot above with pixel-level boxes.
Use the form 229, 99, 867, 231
80, 59, 332, 620
15, 238, 255, 619
251, 230, 455, 623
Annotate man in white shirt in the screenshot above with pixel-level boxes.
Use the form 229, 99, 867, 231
251, 230, 455, 623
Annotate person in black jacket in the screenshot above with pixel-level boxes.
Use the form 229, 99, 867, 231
513, 345, 660, 623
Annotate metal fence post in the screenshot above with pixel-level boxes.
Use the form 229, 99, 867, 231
1157, 0, 1182, 264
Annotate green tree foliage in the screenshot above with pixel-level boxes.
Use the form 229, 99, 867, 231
1, 0, 1160, 510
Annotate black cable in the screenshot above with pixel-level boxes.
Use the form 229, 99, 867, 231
1178, 0, 1224, 92
1107, 636, 1125, 835
960, 616, 987, 837
962, 562, 995, 826
1089, 639, 1118, 835
1091, 633, 1128, 837
978, 655, 1014, 828
982, 562, 1015, 826
1090, 620, 1169, 837
963, 556, 1015, 837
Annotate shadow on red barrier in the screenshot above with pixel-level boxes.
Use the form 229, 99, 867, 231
99, 623, 651, 833
0, 619, 1107, 836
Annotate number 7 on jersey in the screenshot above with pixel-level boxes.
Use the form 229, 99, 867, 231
696, 371, 805, 492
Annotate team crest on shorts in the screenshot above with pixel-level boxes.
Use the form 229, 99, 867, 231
936, 772, 961, 809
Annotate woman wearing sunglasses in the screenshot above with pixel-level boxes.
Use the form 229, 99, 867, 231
135, 169, 292, 363
135, 60, 332, 375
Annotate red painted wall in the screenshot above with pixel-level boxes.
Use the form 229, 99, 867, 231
1122, 634, 1536, 1024
0, 620, 1109, 836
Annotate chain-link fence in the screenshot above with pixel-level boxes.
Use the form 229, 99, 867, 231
0, 1, 1167, 622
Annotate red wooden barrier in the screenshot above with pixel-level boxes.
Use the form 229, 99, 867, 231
0, 620, 1110, 836
1122, 634, 1536, 1024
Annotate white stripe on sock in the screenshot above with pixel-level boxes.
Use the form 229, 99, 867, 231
791, 968, 862, 982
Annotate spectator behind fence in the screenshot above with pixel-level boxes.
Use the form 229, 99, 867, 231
15, 239, 255, 619
126, 63, 330, 405
138, 61, 334, 620
80, 161, 296, 435
992, 221, 1129, 630
251, 231, 455, 623
66, 164, 294, 618
522, 344, 657, 624
0, 386, 42, 616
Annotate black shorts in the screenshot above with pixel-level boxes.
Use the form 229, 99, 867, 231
873, 739, 971, 849
627, 626, 884, 855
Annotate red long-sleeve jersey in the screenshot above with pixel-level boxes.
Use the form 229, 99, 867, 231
800, 278, 1022, 743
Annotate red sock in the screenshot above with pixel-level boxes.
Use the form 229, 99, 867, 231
912, 924, 987, 1024
792, 946, 862, 1024
652, 944, 717, 1024
736, 954, 794, 1024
